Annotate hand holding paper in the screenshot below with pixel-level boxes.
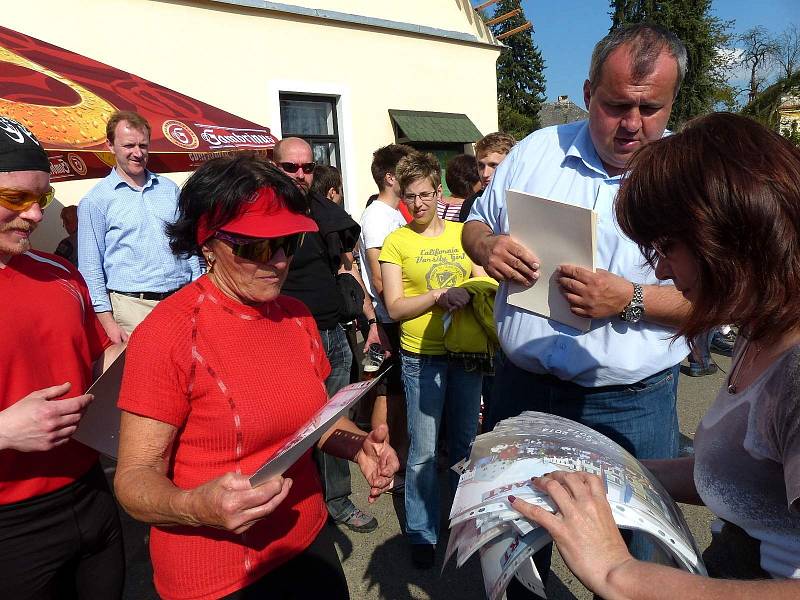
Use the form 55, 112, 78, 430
558, 265, 633, 319
0, 382, 93, 452
477, 233, 540, 286
184, 472, 292, 534
356, 424, 400, 503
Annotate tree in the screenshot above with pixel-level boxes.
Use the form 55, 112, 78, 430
773, 24, 800, 80
737, 26, 780, 103
609, 0, 734, 128
490, 0, 547, 139
783, 121, 800, 148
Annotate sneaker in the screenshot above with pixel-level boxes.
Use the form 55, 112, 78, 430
410, 544, 436, 569
336, 507, 378, 533
710, 330, 736, 356
681, 362, 719, 377
362, 343, 385, 373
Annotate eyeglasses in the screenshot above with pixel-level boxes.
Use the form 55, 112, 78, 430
402, 190, 437, 204
651, 238, 674, 259
278, 162, 316, 175
214, 231, 306, 263
0, 187, 56, 212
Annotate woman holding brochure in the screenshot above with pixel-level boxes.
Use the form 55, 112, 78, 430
380, 151, 488, 569
509, 113, 800, 597
114, 155, 398, 600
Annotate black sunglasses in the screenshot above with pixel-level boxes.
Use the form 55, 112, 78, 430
279, 161, 316, 175
214, 231, 306, 263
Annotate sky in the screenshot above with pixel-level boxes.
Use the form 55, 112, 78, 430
516, 0, 799, 105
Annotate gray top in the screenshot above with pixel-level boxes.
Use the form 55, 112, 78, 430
694, 344, 800, 578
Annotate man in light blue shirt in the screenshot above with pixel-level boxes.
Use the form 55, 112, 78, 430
78, 111, 200, 343
464, 24, 690, 456
463, 23, 692, 594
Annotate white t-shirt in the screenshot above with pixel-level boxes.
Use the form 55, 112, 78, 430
358, 200, 407, 323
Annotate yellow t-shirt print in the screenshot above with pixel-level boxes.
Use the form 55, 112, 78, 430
380, 221, 473, 355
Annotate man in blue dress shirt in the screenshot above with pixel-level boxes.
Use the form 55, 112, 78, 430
463, 22, 692, 593
78, 111, 200, 343
465, 22, 693, 457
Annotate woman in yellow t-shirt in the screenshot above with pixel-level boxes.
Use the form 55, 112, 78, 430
379, 152, 485, 569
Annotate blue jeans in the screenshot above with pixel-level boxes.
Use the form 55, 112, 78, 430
401, 352, 482, 545
315, 325, 355, 521
689, 328, 716, 368
490, 351, 680, 598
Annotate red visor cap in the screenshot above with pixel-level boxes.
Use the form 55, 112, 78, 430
197, 186, 318, 245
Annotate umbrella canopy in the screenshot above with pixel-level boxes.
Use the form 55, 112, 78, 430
0, 26, 277, 181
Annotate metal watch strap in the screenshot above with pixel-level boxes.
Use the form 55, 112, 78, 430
620, 282, 644, 322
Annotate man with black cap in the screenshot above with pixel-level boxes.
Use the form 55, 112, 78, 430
0, 116, 125, 598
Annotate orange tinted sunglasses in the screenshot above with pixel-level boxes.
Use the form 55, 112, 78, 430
0, 187, 56, 212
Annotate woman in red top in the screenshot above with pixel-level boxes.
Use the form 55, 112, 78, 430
114, 155, 398, 600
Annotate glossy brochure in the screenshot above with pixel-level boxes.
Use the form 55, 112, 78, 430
249, 368, 390, 486
445, 411, 706, 599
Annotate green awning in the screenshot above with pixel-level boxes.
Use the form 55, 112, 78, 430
389, 110, 483, 143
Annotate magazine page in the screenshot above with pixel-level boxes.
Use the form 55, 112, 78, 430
478, 527, 551, 600
249, 369, 389, 486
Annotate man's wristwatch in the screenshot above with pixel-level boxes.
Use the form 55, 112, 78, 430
620, 283, 645, 323
367, 318, 378, 326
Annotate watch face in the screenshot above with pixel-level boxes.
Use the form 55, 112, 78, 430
627, 307, 644, 322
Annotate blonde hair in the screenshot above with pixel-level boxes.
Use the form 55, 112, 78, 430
475, 132, 516, 159
396, 151, 441, 193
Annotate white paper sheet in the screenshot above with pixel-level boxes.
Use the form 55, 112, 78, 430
505, 190, 597, 332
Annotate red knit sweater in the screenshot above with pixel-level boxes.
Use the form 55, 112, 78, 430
0, 251, 109, 504
118, 277, 330, 600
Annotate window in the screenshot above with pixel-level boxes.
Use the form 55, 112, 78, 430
279, 94, 340, 167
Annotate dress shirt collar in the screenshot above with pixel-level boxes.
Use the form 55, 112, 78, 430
562, 120, 621, 181
108, 167, 158, 191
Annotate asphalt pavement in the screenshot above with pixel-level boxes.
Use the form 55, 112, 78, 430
116, 349, 732, 600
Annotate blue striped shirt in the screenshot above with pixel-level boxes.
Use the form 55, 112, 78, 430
467, 120, 688, 387
78, 169, 200, 313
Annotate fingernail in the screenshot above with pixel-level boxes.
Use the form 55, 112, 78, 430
533, 263, 540, 269
508, 495, 517, 503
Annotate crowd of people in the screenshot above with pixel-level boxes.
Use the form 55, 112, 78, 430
0, 20, 798, 600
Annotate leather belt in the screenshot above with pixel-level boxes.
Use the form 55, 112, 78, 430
109, 289, 179, 301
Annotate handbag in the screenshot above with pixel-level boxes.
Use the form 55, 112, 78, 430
335, 272, 365, 323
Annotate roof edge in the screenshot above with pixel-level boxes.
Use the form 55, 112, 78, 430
207, 0, 502, 49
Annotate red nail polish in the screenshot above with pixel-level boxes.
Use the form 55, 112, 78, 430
508, 495, 517, 503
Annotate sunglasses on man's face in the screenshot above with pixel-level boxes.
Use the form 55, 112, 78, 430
0, 187, 56, 212
214, 231, 306, 263
278, 162, 316, 175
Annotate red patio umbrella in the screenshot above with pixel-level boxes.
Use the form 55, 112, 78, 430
0, 26, 277, 182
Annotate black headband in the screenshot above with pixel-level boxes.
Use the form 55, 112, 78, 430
0, 117, 50, 174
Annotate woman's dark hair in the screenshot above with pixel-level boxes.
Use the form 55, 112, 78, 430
445, 154, 480, 199
309, 164, 342, 198
615, 112, 800, 343
168, 153, 308, 258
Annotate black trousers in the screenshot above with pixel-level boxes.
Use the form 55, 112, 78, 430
223, 522, 349, 599
0, 463, 125, 600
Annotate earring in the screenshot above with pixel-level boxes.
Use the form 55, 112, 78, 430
205, 253, 215, 273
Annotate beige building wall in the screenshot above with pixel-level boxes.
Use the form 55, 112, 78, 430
5, 0, 500, 251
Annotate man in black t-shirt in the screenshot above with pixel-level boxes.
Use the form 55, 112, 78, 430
277, 137, 386, 533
